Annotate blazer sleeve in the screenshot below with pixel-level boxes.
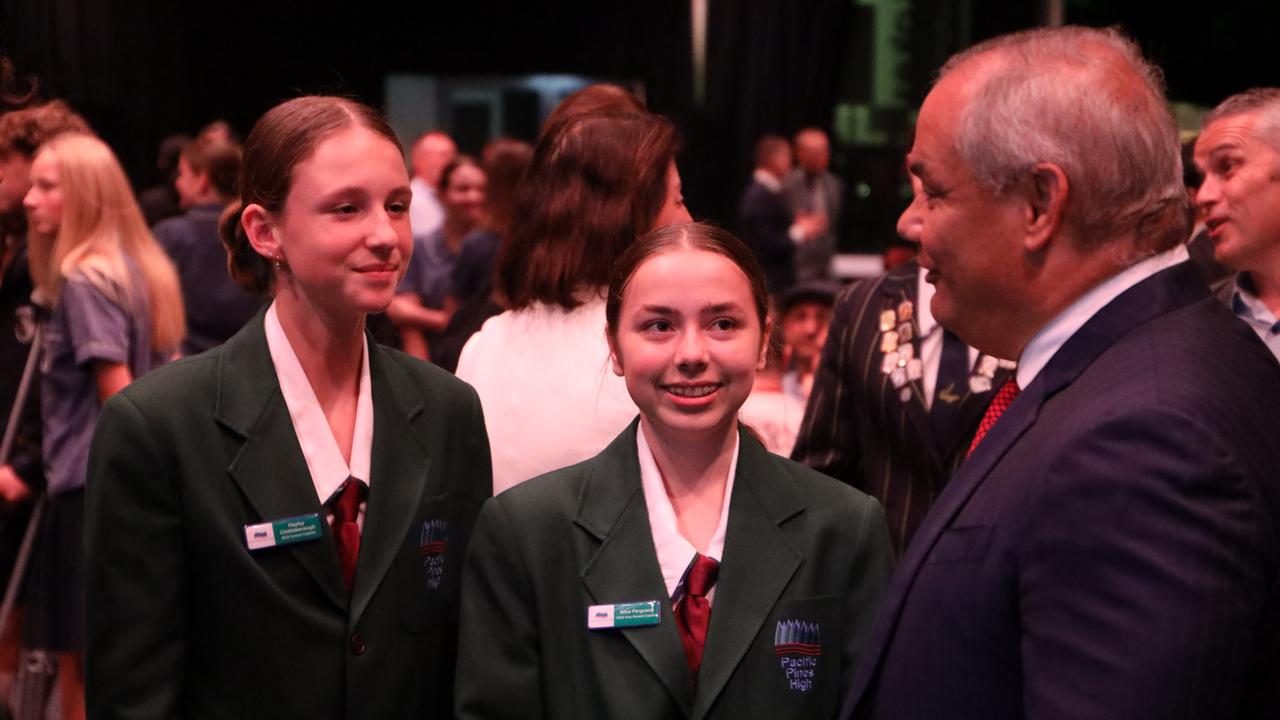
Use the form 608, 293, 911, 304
1017, 409, 1271, 719
455, 498, 545, 720
791, 285, 865, 485
85, 391, 186, 719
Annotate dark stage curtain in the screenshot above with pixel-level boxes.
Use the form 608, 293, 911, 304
688, 0, 854, 236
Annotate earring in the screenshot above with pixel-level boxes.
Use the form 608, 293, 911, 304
272, 254, 284, 272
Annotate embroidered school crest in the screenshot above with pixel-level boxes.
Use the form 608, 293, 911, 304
774, 619, 821, 693
419, 519, 448, 590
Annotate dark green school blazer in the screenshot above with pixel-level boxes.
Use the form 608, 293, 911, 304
456, 420, 894, 720
84, 312, 491, 719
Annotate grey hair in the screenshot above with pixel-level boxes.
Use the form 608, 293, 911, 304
939, 26, 1189, 255
1203, 88, 1280, 154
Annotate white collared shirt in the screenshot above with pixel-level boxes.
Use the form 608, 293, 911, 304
1017, 245, 1190, 389
264, 302, 374, 525
637, 424, 739, 606
916, 267, 980, 409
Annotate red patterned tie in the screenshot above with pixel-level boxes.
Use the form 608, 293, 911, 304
331, 478, 366, 591
674, 554, 720, 681
966, 379, 1020, 458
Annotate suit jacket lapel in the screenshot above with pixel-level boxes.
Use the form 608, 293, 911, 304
349, 343, 432, 624
576, 422, 695, 715
690, 430, 804, 720
845, 261, 1212, 711
215, 313, 347, 612
874, 262, 942, 464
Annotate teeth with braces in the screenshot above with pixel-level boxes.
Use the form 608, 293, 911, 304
666, 385, 717, 398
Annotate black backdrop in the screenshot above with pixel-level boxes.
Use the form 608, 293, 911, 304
2, 0, 1277, 249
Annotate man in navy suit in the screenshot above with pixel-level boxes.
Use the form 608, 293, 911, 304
841, 26, 1280, 720
737, 135, 826, 296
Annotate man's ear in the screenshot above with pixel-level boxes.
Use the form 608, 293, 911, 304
241, 203, 281, 263
1021, 162, 1069, 253
195, 170, 213, 198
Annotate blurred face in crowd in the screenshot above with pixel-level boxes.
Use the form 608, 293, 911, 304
764, 146, 793, 180
249, 125, 413, 320
22, 148, 63, 238
783, 300, 832, 365
653, 161, 692, 229
0, 150, 32, 216
902, 65, 1028, 347
795, 131, 830, 175
1194, 112, 1280, 273
611, 246, 768, 441
173, 156, 206, 209
412, 133, 457, 189
443, 162, 487, 230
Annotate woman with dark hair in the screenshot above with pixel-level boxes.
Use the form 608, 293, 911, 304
84, 96, 492, 719
456, 111, 691, 494
456, 222, 893, 719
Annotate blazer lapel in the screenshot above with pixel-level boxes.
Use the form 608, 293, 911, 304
690, 430, 803, 720
576, 422, 695, 715
215, 313, 347, 612
845, 261, 1212, 711
874, 262, 941, 464
349, 343, 432, 624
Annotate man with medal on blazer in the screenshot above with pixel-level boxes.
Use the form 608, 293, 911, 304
792, 192, 1012, 556
841, 26, 1280, 719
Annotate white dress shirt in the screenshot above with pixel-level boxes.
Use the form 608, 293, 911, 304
456, 294, 638, 494
264, 302, 374, 525
1017, 245, 1190, 389
637, 423, 738, 605
916, 267, 980, 409
409, 176, 445, 241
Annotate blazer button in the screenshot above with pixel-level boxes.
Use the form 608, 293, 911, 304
350, 632, 367, 656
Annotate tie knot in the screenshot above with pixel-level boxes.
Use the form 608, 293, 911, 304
685, 554, 720, 598
332, 478, 366, 523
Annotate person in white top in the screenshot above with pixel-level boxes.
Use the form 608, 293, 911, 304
85, 96, 491, 719
457, 108, 691, 494
408, 130, 456, 240
457, 222, 892, 719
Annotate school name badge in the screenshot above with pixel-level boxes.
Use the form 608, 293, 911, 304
774, 619, 822, 694
243, 513, 324, 550
587, 601, 662, 630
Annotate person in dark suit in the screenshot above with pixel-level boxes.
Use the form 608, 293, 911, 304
457, 222, 892, 720
842, 27, 1280, 720
782, 129, 842, 282
85, 96, 492, 719
737, 135, 826, 296
792, 252, 1011, 556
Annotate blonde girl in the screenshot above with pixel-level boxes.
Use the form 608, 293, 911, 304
21, 132, 182, 720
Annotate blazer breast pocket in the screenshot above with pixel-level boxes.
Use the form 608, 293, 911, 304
745, 595, 842, 720
397, 490, 461, 632
925, 525, 993, 564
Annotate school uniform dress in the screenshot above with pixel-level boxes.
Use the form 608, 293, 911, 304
85, 305, 492, 719
26, 269, 163, 651
456, 420, 893, 720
